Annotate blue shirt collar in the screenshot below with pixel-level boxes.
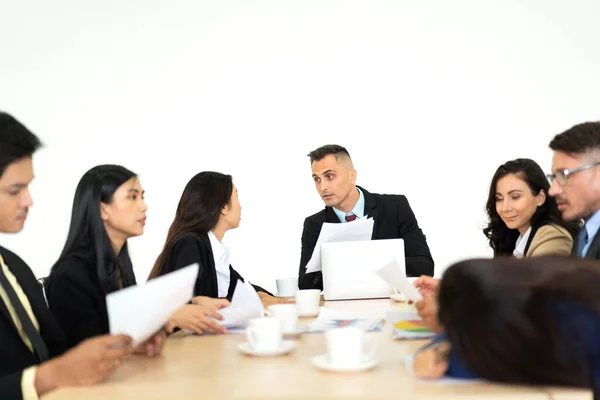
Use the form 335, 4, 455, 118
584, 209, 600, 243
333, 187, 365, 223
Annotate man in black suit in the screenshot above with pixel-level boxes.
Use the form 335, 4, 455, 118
0, 112, 134, 400
548, 122, 600, 260
298, 144, 434, 290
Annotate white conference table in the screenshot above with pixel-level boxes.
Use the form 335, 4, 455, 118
43, 298, 591, 400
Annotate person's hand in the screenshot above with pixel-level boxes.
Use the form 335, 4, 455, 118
408, 276, 440, 304
191, 296, 230, 310
415, 295, 443, 333
412, 342, 451, 379
257, 291, 294, 309
414, 275, 440, 297
170, 304, 227, 335
35, 334, 133, 396
134, 329, 167, 356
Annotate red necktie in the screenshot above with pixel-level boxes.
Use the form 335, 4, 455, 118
345, 214, 357, 222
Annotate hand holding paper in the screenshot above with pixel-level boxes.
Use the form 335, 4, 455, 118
305, 217, 375, 273
375, 257, 423, 302
107, 263, 199, 346
209, 280, 263, 329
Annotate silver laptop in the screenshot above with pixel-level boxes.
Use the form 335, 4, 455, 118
321, 239, 405, 301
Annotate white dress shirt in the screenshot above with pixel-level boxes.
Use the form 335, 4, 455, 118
208, 231, 231, 298
513, 227, 532, 259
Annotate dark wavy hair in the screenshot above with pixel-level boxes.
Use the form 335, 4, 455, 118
49, 165, 138, 294
0, 112, 42, 178
438, 257, 600, 390
148, 171, 233, 279
483, 158, 580, 256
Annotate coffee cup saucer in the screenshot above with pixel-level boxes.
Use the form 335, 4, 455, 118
282, 324, 308, 339
237, 340, 297, 357
311, 353, 378, 372
298, 307, 321, 317
390, 293, 406, 302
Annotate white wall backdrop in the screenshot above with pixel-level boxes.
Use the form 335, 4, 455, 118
1, 0, 599, 293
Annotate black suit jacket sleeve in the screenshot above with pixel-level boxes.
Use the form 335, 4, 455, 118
298, 217, 322, 290
396, 196, 434, 277
0, 371, 24, 400
228, 267, 272, 299
47, 260, 108, 348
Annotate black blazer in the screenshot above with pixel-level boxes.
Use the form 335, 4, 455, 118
0, 246, 67, 400
159, 232, 271, 300
298, 186, 434, 290
46, 251, 126, 349
573, 228, 600, 260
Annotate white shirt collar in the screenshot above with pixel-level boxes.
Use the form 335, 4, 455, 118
208, 231, 229, 264
513, 227, 532, 259
208, 231, 231, 298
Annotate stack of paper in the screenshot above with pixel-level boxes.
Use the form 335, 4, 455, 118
387, 310, 435, 340
107, 263, 199, 346
305, 217, 374, 273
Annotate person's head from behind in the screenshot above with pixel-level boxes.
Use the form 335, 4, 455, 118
438, 257, 600, 388
56, 165, 146, 293
149, 171, 240, 279
484, 158, 565, 255
549, 122, 600, 221
0, 112, 41, 233
308, 144, 356, 209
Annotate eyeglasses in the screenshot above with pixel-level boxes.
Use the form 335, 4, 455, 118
547, 161, 600, 186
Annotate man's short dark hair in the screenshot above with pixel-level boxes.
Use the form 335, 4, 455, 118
549, 122, 600, 154
0, 112, 42, 178
307, 144, 351, 164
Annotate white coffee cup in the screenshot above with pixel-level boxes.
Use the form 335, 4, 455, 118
295, 289, 321, 316
276, 278, 298, 297
246, 317, 282, 352
393, 277, 419, 299
326, 327, 376, 367
267, 304, 298, 333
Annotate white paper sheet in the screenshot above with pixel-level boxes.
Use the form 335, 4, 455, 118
375, 257, 423, 302
107, 263, 199, 346
305, 217, 375, 273
212, 280, 263, 329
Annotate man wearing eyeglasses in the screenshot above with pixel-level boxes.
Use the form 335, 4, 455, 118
548, 122, 600, 259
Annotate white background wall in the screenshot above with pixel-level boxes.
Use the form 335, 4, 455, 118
1, 0, 599, 293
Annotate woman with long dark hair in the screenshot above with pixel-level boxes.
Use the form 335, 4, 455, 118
483, 158, 579, 257
46, 165, 223, 350
149, 171, 290, 310
413, 256, 600, 396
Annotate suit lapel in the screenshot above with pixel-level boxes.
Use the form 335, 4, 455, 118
585, 230, 600, 260
360, 187, 379, 239
0, 294, 19, 334
324, 207, 340, 224
0, 254, 26, 337
571, 230, 580, 256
